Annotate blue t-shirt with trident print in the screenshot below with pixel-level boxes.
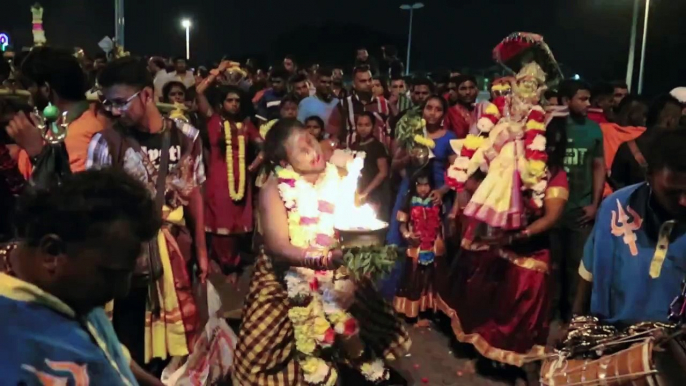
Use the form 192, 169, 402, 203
579, 182, 686, 324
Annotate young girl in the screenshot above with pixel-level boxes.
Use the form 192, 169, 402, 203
304, 115, 325, 141
393, 170, 444, 326
350, 111, 390, 221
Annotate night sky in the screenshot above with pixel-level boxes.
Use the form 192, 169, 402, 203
1, 0, 685, 95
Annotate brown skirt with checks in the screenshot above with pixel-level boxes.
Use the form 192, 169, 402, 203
233, 254, 411, 386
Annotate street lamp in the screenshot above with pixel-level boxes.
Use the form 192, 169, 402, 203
625, 0, 651, 94
114, 0, 125, 48
181, 19, 191, 60
400, 2, 424, 76
637, 0, 651, 95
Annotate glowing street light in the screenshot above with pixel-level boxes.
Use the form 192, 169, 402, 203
181, 19, 191, 60
626, 0, 651, 94
400, 2, 424, 75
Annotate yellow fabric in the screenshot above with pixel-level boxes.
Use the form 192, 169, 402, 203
0, 273, 75, 317
144, 206, 189, 363
545, 187, 569, 201
468, 141, 516, 217
578, 261, 593, 282
484, 103, 500, 116
650, 221, 675, 279
525, 119, 545, 131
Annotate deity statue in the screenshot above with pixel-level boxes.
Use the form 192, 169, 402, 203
31, 3, 46, 46
446, 32, 561, 245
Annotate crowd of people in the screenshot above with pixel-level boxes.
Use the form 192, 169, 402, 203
1, 38, 686, 386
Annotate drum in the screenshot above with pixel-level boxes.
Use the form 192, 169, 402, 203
541, 339, 663, 386
541, 336, 686, 386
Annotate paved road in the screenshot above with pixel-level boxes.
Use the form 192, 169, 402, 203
211, 268, 515, 386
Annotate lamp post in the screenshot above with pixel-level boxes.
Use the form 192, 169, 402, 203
114, 0, 125, 48
625, 0, 639, 91
625, 0, 651, 94
400, 2, 424, 76
637, 0, 651, 94
181, 19, 191, 61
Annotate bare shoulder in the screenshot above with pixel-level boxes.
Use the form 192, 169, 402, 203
259, 176, 280, 204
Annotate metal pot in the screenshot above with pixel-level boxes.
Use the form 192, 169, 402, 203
336, 223, 389, 249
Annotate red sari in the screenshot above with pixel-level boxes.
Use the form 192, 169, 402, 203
436, 171, 568, 367
204, 115, 259, 272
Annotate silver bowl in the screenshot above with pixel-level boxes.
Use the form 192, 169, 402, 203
336, 222, 389, 248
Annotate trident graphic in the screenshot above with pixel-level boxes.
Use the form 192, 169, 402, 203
611, 199, 643, 256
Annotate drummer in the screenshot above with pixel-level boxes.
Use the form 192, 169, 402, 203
574, 129, 686, 324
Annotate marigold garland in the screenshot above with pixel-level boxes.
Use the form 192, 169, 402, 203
275, 164, 389, 385
223, 120, 246, 201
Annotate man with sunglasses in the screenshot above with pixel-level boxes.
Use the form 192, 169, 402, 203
86, 57, 208, 366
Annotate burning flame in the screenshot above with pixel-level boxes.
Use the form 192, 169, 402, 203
334, 156, 387, 231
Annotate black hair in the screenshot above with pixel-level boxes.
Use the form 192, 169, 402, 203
174, 56, 187, 64
543, 89, 558, 103
98, 57, 154, 90
149, 57, 166, 71
646, 94, 682, 128
14, 169, 161, 246
611, 81, 628, 90
402, 167, 434, 209
304, 115, 325, 129
356, 111, 377, 127
209, 84, 252, 120
545, 116, 568, 177
390, 74, 405, 82
20, 47, 87, 101
558, 79, 592, 101
270, 66, 290, 81
411, 77, 436, 93
591, 82, 614, 102
422, 94, 449, 118
284, 55, 296, 64
317, 67, 333, 78
353, 65, 371, 76
356, 47, 367, 52
449, 74, 477, 87
280, 94, 300, 108
263, 118, 305, 173
161, 81, 186, 103
647, 129, 686, 173
289, 73, 308, 85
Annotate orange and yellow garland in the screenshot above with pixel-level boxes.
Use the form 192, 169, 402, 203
223, 120, 246, 201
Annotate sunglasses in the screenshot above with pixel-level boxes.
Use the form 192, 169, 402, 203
100, 91, 141, 112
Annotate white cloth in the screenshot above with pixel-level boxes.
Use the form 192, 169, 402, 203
670, 87, 686, 104
166, 71, 196, 89
153, 70, 169, 102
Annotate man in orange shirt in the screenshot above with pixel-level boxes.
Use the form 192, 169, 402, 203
11, 47, 107, 177
600, 95, 647, 196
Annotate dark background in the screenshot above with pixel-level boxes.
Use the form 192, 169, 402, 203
1, 0, 685, 95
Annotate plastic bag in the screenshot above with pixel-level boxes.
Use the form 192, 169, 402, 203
161, 281, 237, 385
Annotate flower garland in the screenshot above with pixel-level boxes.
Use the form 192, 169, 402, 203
275, 164, 389, 385
409, 197, 441, 265
223, 120, 246, 201
520, 106, 548, 208
445, 99, 549, 209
